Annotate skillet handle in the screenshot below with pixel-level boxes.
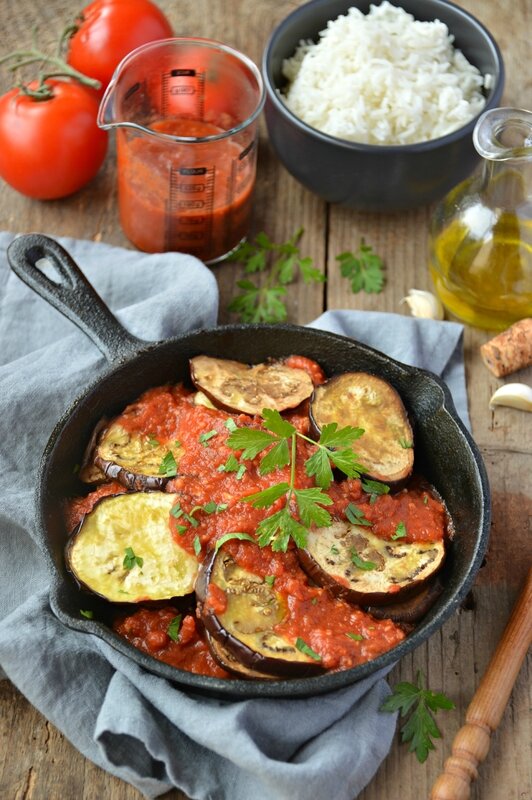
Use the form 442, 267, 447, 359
7, 233, 147, 364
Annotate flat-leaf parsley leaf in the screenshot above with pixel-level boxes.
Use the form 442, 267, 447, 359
380, 670, 455, 762
337, 239, 385, 294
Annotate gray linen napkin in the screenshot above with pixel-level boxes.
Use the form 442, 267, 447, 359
0, 231, 468, 800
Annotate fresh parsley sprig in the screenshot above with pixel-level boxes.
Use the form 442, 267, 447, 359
227, 409, 364, 551
227, 228, 325, 323
380, 670, 455, 762
337, 238, 385, 294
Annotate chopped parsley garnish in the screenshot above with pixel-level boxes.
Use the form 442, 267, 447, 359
203, 501, 228, 514
264, 575, 276, 587
123, 546, 143, 570
346, 632, 364, 641
170, 502, 183, 518
180, 502, 227, 527
380, 670, 455, 763
224, 418, 238, 432
330, 544, 340, 555
218, 454, 240, 473
167, 614, 182, 642
147, 435, 160, 447
199, 429, 218, 446
345, 502, 372, 527
217, 454, 248, 480
175, 524, 187, 535
399, 438, 413, 449
295, 637, 322, 661
361, 479, 390, 504
392, 521, 407, 540
80, 609, 93, 619
214, 532, 255, 552
423, 494, 429, 505
159, 451, 178, 477
351, 549, 377, 571
193, 535, 202, 556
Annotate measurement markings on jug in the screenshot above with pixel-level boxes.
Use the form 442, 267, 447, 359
166, 164, 215, 254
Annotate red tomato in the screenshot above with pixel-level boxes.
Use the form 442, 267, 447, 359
0, 80, 108, 200
67, 0, 174, 89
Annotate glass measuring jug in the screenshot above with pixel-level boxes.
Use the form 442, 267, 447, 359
98, 38, 265, 263
429, 107, 532, 330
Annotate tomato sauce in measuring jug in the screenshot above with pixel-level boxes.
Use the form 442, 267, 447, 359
117, 118, 255, 262
98, 38, 265, 263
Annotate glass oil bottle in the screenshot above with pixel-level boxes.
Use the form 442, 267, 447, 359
429, 108, 532, 330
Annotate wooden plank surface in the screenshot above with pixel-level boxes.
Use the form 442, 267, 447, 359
0, 1, 530, 799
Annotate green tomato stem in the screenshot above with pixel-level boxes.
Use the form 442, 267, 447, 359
0, 49, 101, 91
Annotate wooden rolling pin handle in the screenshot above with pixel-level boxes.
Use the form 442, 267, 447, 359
431, 568, 532, 800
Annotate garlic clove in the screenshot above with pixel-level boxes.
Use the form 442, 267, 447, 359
401, 289, 444, 320
489, 383, 532, 412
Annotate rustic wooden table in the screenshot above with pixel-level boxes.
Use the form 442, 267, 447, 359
1, 1, 530, 798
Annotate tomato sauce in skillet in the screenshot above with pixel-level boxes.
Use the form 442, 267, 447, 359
67, 356, 448, 680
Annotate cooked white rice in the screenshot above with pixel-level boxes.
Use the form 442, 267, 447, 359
282, 2, 491, 145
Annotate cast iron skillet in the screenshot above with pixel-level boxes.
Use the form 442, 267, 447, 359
7, 233, 490, 699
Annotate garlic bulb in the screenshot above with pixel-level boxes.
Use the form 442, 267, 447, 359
401, 289, 444, 320
489, 383, 532, 412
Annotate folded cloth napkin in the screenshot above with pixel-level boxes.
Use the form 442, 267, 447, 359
0, 231, 468, 800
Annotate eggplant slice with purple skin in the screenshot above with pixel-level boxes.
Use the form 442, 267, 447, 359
189, 355, 314, 416
205, 631, 278, 680
365, 578, 445, 625
197, 547, 326, 678
298, 521, 445, 606
310, 372, 414, 484
92, 421, 184, 490
66, 492, 199, 603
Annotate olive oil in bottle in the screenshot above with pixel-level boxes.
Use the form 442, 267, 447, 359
430, 108, 532, 331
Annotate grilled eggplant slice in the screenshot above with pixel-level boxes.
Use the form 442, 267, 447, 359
310, 372, 414, 483
299, 521, 445, 606
365, 577, 444, 624
189, 355, 314, 415
197, 548, 326, 678
66, 492, 199, 603
205, 631, 277, 680
193, 391, 216, 409
79, 416, 108, 484
93, 422, 183, 490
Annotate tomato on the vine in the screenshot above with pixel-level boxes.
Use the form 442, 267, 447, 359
67, 0, 174, 89
0, 80, 108, 200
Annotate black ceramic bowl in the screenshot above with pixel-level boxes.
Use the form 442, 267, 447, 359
262, 0, 505, 211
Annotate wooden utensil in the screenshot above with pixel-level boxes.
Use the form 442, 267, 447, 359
431, 568, 532, 800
